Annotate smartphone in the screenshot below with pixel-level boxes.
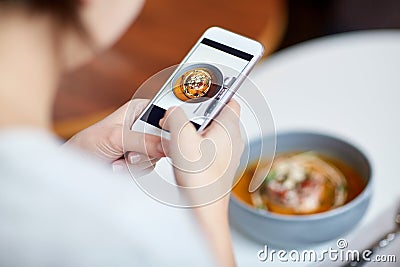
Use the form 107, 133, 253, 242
131, 27, 264, 136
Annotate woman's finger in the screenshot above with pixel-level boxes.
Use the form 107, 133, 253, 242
123, 99, 150, 127
112, 159, 128, 173
126, 151, 160, 165
112, 157, 158, 175
159, 107, 200, 160
123, 130, 165, 158
127, 158, 158, 176
210, 99, 241, 133
159, 107, 197, 136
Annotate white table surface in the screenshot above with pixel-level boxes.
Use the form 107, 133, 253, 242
232, 30, 400, 266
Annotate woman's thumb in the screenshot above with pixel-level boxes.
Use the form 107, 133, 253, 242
159, 107, 197, 138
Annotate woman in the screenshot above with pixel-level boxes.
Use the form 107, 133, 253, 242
0, 0, 244, 266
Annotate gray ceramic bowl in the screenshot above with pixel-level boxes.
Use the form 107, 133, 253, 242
229, 132, 373, 248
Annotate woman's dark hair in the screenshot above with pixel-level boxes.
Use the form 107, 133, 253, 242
3, 0, 83, 32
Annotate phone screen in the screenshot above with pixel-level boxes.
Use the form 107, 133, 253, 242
139, 38, 254, 130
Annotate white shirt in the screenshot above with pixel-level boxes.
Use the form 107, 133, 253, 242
0, 129, 214, 267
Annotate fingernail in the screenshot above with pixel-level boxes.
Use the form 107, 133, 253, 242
112, 163, 124, 173
129, 153, 142, 164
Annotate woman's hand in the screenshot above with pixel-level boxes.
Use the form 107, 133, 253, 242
65, 99, 165, 172
159, 100, 244, 267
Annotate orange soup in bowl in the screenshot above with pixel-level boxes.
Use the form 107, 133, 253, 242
233, 151, 366, 215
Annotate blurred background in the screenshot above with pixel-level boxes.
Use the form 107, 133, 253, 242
52, 0, 400, 139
